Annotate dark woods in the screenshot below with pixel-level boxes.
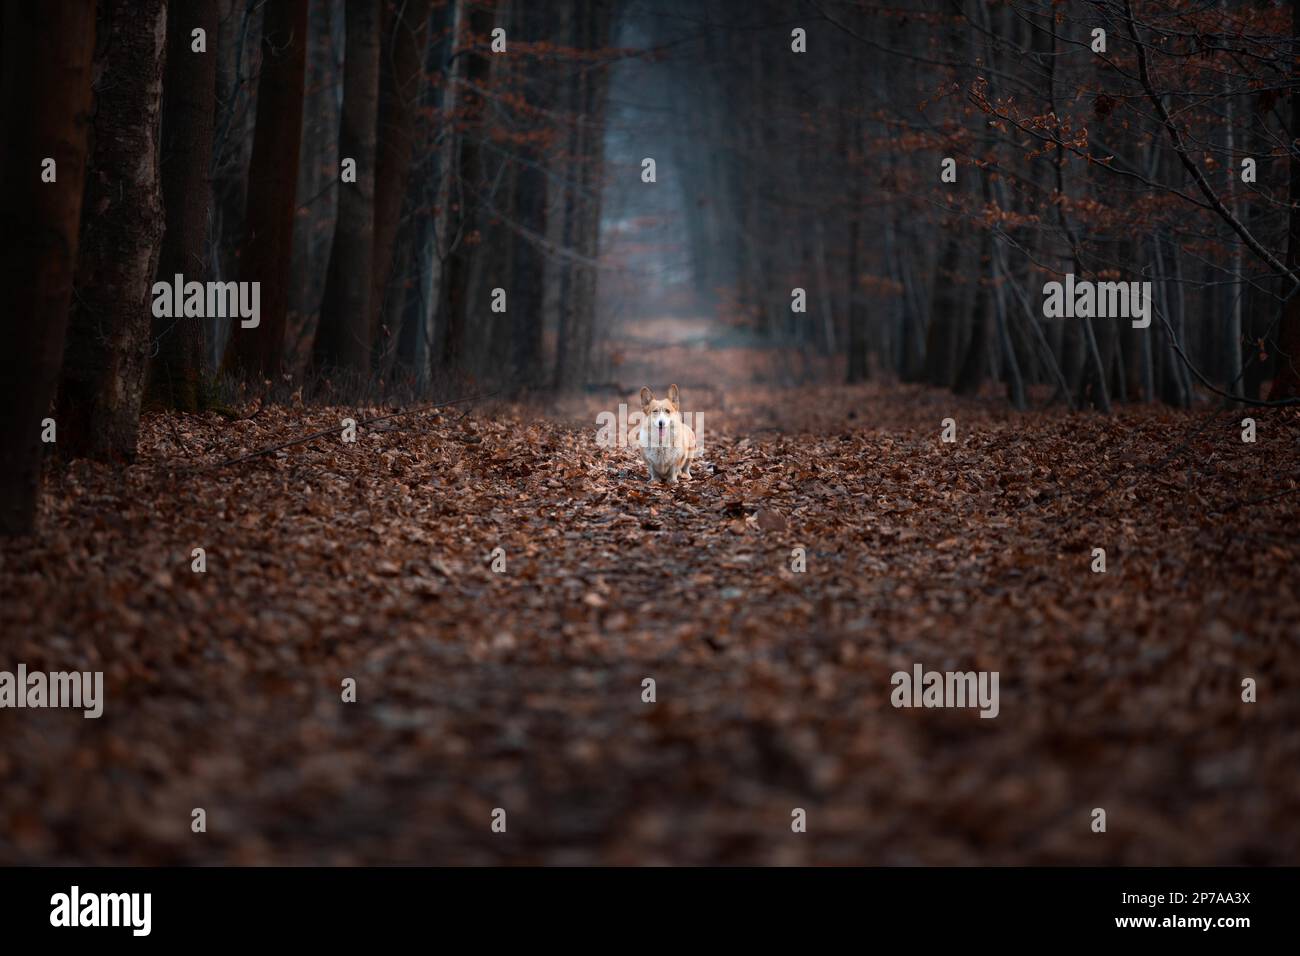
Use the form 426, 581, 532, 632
1, 0, 615, 534
215, 0, 614, 393
4, 0, 1300, 536
643, 0, 1300, 411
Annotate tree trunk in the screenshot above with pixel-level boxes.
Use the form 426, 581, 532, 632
222, 0, 308, 381
923, 235, 964, 388
369, 0, 433, 363
571, 1, 612, 387
484, 150, 518, 377
469, 1, 516, 378
314, 0, 381, 375
814, 220, 836, 356
553, 0, 611, 392
439, 1, 495, 376
288, 0, 343, 373
953, 246, 992, 397
551, 0, 584, 391
396, 0, 461, 387
1269, 0, 1300, 399
148, 0, 216, 411
210, 0, 262, 366
845, 107, 868, 383
59, 0, 168, 461
0, 1, 97, 534
845, 214, 869, 383
1155, 234, 1189, 407
992, 253, 1026, 409
508, 3, 550, 390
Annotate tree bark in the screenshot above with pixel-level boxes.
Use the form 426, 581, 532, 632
845, 103, 868, 383
509, 29, 550, 390
221, 0, 308, 381
0, 1, 97, 534
845, 213, 869, 383
369, 0, 433, 362
553, 0, 612, 392
1270, 0, 1300, 399
210, 0, 262, 367
551, 0, 585, 391
288, 0, 343, 373
438, 0, 495, 376
148, 0, 216, 411
395, 0, 461, 387
923, 235, 964, 388
59, 0, 168, 461
314, 0, 381, 374
953, 245, 992, 397
570, 0, 612, 387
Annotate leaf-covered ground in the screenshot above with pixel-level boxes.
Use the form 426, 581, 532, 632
2, 335, 1298, 864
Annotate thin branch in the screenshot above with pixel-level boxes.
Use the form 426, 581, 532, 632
1121, 0, 1300, 291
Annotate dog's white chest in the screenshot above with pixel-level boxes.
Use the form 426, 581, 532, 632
638, 422, 683, 475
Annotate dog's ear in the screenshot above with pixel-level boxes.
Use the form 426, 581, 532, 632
667, 383, 680, 406
640, 386, 654, 409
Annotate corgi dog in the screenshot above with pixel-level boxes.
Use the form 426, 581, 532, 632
636, 384, 697, 484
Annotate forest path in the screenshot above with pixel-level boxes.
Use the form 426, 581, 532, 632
2, 333, 1298, 864
588, 313, 815, 404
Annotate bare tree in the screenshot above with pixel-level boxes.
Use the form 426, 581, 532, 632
1270, 0, 1300, 399
368, 0, 434, 363
509, 1, 555, 388
0, 2, 97, 534
222, 0, 309, 381
314, 0, 381, 374
148, 1, 218, 411
438, 0, 497, 377
59, 0, 169, 459
553, 0, 613, 392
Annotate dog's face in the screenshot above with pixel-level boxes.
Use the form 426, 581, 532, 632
640, 385, 681, 444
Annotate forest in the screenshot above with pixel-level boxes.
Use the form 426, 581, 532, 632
0, 0, 1297, 867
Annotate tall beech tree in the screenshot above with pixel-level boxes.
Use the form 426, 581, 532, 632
314, 0, 382, 374
509, 1, 556, 388
0, 1, 97, 534
148, 1, 218, 411
368, 0, 434, 362
553, 0, 613, 392
437, 0, 497, 376
59, 0, 169, 460
391, 0, 463, 386
288, 0, 343, 365
222, 0, 309, 381
1269, 0, 1300, 400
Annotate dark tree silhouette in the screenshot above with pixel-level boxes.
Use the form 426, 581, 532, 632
58, 0, 168, 460
368, 0, 434, 363
0, 1, 97, 533
438, 0, 496, 377
314, 0, 382, 374
1271, 0, 1300, 400
148, 1, 218, 411
222, 0, 309, 381
509, 2, 556, 388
